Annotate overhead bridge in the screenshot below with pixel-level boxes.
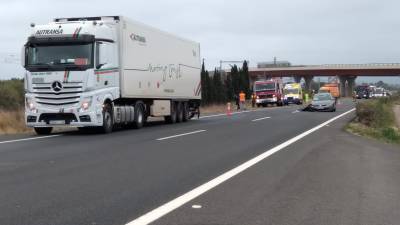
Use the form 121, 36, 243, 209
242, 63, 400, 97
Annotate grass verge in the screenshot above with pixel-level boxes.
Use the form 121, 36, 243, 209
346, 96, 400, 144
0, 109, 32, 135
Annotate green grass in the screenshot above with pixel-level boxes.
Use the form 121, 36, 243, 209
0, 79, 25, 110
346, 95, 400, 144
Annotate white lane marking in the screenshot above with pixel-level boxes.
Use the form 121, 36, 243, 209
292, 110, 300, 114
251, 116, 271, 122
0, 107, 290, 145
156, 130, 206, 141
126, 108, 356, 225
191, 205, 202, 209
0, 135, 63, 145
198, 107, 291, 119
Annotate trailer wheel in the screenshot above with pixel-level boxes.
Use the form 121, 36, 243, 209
176, 102, 183, 123
101, 104, 113, 133
34, 127, 53, 135
182, 102, 190, 122
134, 103, 144, 129
165, 102, 177, 124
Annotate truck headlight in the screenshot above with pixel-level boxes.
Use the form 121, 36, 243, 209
25, 97, 36, 111
80, 97, 92, 111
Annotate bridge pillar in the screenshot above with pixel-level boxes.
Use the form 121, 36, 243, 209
346, 76, 357, 97
293, 76, 302, 83
339, 76, 347, 97
339, 76, 357, 97
303, 76, 314, 92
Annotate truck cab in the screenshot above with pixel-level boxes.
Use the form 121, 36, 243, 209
23, 17, 120, 134
253, 79, 284, 107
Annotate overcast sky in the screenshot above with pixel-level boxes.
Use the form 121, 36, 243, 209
0, 0, 399, 83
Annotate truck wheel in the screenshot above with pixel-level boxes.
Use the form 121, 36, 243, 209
134, 103, 144, 129
101, 104, 113, 133
165, 102, 177, 124
34, 127, 53, 135
182, 102, 190, 122
176, 102, 183, 123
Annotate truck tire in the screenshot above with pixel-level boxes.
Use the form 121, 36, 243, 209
182, 102, 190, 122
176, 102, 183, 123
101, 104, 113, 133
134, 103, 144, 129
165, 102, 177, 124
34, 127, 53, 135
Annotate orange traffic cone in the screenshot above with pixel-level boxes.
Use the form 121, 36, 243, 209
227, 102, 232, 116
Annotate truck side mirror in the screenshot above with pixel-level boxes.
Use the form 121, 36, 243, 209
96, 42, 109, 69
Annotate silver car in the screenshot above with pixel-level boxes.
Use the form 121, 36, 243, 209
308, 93, 336, 112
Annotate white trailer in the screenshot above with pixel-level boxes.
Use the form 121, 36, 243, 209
22, 16, 201, 135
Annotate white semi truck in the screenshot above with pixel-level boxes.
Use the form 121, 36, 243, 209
22, 16, 201, 135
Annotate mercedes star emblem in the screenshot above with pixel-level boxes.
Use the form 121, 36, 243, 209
51, 81, 63, 92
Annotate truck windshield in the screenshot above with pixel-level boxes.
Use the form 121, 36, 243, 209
26, 43, 94, 71
284, 89, 299, 94
255, 83, 275, 91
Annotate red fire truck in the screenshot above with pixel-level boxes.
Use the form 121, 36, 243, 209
253, 79, 284, 107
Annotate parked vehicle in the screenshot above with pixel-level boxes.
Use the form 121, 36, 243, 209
283, 83, 303, 105
373, 87, 385, 98
307, 93, 336, 112
254, 79, 284, 107
318, 83, 340, 98
355, 85, 372, 99
22, 16, 201, 135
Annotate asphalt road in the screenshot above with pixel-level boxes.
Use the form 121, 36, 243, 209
0, 99, 398, 225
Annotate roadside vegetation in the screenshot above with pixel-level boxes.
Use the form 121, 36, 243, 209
0, 79, 31, 134
347, 94, 400, 144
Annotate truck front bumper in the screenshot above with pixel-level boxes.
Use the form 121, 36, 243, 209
25, 107, 103, 128
256, 98, 277, 104
283, 98, 302, 104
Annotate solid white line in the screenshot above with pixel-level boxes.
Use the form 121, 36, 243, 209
251, 116, 271, 122
198, 108, 277, 119
126, 108, 355, 225
0, 135, 63, 145
156, 130, 206, 141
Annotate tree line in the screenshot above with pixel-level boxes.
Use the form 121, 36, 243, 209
201, 60, 251, 105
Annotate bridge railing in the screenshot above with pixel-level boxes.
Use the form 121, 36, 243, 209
319, 63, 400, 68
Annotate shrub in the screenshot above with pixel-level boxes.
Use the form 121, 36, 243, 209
0, 79, 25, 110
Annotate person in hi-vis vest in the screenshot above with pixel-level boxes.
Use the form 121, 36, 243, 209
239, 91, 246, 110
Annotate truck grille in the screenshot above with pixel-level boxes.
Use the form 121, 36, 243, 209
32, 82, 83, 107
258, 94, 274, 99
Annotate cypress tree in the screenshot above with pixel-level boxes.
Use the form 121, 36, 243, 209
225, 73, 234, 102
213, 68, 225, 103
200, 60, 207, 102
242, 60, 251, 97
205, 70, 213, 104
231, 65, 240, 96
